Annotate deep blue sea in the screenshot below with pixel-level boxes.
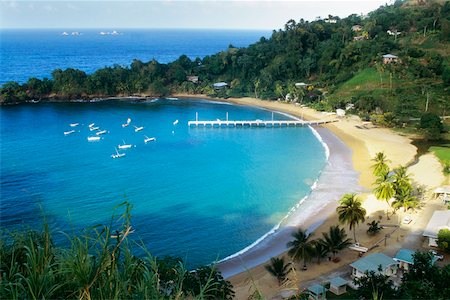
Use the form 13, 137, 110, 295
0, 29, 269, 85
0, 99, 326, 267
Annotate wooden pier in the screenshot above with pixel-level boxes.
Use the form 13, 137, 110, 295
188, 112, 338, 128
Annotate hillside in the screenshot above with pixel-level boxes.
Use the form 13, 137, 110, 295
1, 0, 449, 126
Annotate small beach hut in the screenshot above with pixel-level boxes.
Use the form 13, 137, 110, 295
307, 284, 327, 300
350, 253, 398, 278
423, 210, 450, 247
329, 276, 348, 295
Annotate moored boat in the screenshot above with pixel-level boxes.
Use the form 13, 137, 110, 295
64, 130, 75, 135
111, 148, 126, 158
96, 130, 107, 135
87, 136, 101, 141
144, 136, 156, 143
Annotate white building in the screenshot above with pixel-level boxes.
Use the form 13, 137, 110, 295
423, 210, 450, 247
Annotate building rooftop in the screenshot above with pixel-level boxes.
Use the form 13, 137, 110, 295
350, 253, 398, 273
394, 249, 415, 264
329, 276, 348, 287
382, 54, 398, 58
308, 284, 326, 295
423, 210, 450, 238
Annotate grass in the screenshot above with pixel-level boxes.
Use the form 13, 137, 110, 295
334, 68, 388, 97
429, 145, 450, 162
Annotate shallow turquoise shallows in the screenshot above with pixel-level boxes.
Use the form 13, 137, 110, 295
0, 99, 326, 267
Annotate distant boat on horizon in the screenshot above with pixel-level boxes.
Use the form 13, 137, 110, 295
61, 32, 69, 36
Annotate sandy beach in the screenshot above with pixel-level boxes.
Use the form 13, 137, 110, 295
175, 94, 446, 299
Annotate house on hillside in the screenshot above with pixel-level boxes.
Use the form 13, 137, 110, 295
382, 54, 399, 64
351, 25, 363, 32
186, 76, 199, 83
350, 253, 399, 278
423, 210, 450, 247
324, 18, 337, 24
353, 35, 368, 41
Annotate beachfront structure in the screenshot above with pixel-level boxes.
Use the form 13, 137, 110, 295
434, 186, 450, 204
382, 54, 399, 64
423, 210, 450, 247
213, 82, 228, 89
324, 18, 337, 24
307, 284, 327, 300
394, 248, 438, 271
350, 253, 399, 278
328, 276, 348, 295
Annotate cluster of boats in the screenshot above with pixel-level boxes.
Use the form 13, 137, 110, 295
64, 117, 178, 159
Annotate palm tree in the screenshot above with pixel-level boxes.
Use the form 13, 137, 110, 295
373, 171, 395, 218
393, 166, 412, 195
311, 239, 329, 264
337, 194, 366, 243
392, 189, 420, 214
371, 152, 390, 177
287, 228, 314, 270
265, 257, 291, 286
320, 226, 352, 260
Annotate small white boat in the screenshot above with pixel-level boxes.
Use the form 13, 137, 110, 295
64, 130, 75, 135
96, 130, 107, 135
111, 148, 126, 159
90, 126, 99, 131
118, 140, 132, 149
87, 136, 101, 141
144, 136, 156, 143
173, 119, 179, 125
70, 123, 79, 127
62, 32, 69, 36
88, 123, 95, 128
122, 118, 131, 127
134, 126, 144, 132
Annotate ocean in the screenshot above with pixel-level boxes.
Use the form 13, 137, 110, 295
0, 29, 270, 85
1, 29, 332, 268
0, 99, 327, 267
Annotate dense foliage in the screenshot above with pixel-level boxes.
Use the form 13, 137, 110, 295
354, 251, 450, 300
1, 1, 449, 127
437, 228, 450, 252
0, 203, 234, 300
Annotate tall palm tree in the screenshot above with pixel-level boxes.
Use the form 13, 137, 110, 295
371, 152, 390, 178
337, 194, 366, 242
393, 165, 412, 195
286, 228, 314, 270
264, 257, 291, 286
373, 171, 395, 218
320, 225, 352, 259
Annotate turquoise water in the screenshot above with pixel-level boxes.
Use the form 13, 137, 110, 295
0, 99, 326, 267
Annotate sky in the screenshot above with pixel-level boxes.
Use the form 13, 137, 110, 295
1, 0, 391, 30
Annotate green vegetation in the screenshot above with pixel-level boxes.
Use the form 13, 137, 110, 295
2, 1, 449, 133
0, 203, 234, 300
352, 251, 450, 300
437, 228, 450, 252
430, 145, 450, 161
